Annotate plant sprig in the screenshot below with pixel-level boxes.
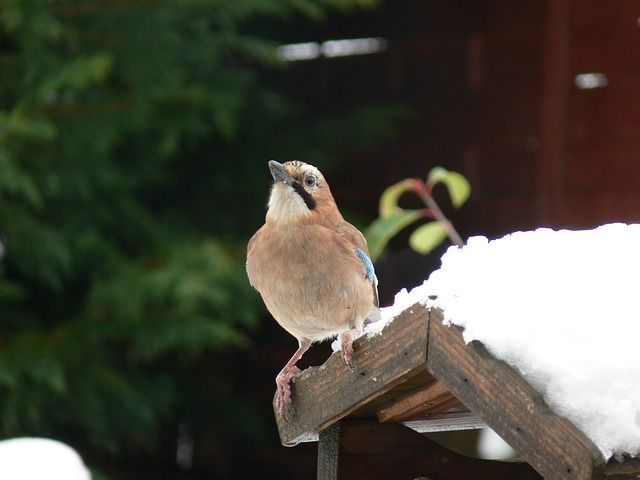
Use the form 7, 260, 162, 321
365, 167, 470, 260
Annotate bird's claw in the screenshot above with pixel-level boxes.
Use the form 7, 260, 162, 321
275, 387, 290, 416
340, 331, 355, 372
275, 365, 302, 416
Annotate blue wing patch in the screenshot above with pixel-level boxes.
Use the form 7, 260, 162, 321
356, 248, 375, 281
356, 248, 380, 307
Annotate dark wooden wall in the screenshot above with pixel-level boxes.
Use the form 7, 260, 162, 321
440, 0, 640, 233
474, 0, 640, 232
566, 0, 640, 226
283, 0, 640, 237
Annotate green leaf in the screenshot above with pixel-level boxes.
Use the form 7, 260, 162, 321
365, 209, 422, 261
409, 221, 449, 255
379, 178, 417, 218
427, 167, 470, 208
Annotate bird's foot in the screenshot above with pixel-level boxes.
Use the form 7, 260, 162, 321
340, 329, 358, 371
275, 365, 302, 415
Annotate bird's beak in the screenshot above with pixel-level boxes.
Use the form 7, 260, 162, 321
269, 160, 294, 185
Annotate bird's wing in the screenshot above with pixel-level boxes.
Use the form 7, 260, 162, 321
356, 247, 379, 307
246, 227, 264, 289
339, 223, 379, 307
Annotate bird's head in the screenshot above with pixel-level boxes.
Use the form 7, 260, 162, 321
266, 160, 339, 224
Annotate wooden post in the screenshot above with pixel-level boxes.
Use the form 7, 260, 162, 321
537, 0, 571, 225
317, 423, 340, 480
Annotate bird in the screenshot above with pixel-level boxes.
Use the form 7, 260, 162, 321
246, 160, 379, 414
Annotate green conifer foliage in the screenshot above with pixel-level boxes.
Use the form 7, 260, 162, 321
0, 0, 402, 463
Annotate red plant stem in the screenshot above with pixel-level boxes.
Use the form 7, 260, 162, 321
420, 208, 437, 219
415, 181, 465, 247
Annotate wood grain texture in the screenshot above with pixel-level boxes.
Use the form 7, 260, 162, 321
272, 303, 636, 479
403, 412, 487, 433
427, 308, 606, 480
377, 379, 456, 422
274, 303, 429, 446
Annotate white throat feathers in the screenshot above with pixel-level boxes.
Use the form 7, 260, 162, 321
266, 182, 312, 223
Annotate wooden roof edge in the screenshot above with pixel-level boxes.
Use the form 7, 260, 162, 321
604, 457, 640, 477
427, 307, 607, 480
284, 411, 489, 446
274, 302, 430, 446
273, 302, 630, 480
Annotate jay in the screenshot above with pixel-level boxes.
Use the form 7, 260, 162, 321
246, 160, 379, 414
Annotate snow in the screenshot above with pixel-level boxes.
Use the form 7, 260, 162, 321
0, 438, 92, 480
477, 427, 517, 460
378, 223, 640, 459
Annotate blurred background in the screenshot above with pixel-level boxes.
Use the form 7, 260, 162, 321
1, 0, 639, 478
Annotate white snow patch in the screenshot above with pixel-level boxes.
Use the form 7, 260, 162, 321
0, 438, 92, 480
383, 223, 640, 459
477, 428, 517, 459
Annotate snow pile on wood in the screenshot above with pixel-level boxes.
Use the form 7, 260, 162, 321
383, 223, 640, 459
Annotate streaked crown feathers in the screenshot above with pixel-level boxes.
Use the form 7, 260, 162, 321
266, 160, 337, 224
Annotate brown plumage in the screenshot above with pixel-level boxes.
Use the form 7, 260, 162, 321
246, 160, 379, 414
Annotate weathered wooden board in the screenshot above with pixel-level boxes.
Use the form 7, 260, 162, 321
427, 307, 606, 480
274, 304, 429, 446
377, 378, 456, 422
604, 458, 640, 479
403, 412, 487, 433
326, 419, 542, 480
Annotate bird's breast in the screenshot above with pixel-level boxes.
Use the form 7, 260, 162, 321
246, 224, 373, 341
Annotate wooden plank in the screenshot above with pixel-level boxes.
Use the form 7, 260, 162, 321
346, 369, 438, 418
403, 412, 487, 433
537, 0, 571, 225
427, 308, 606, 480
296, 410, 486, 443
422, 395, 464, 416
317, 423, 340, 480
604, 458, 640, 478
274, 304, 429, 446
335, 419, 542, 480
377, 380, 456, 422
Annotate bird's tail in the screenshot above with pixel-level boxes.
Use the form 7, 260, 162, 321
363, 306, 381, 327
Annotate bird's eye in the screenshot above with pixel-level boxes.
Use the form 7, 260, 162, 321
304, 176, 317, 187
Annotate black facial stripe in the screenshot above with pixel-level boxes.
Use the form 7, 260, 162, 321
291, 181, 316, 210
